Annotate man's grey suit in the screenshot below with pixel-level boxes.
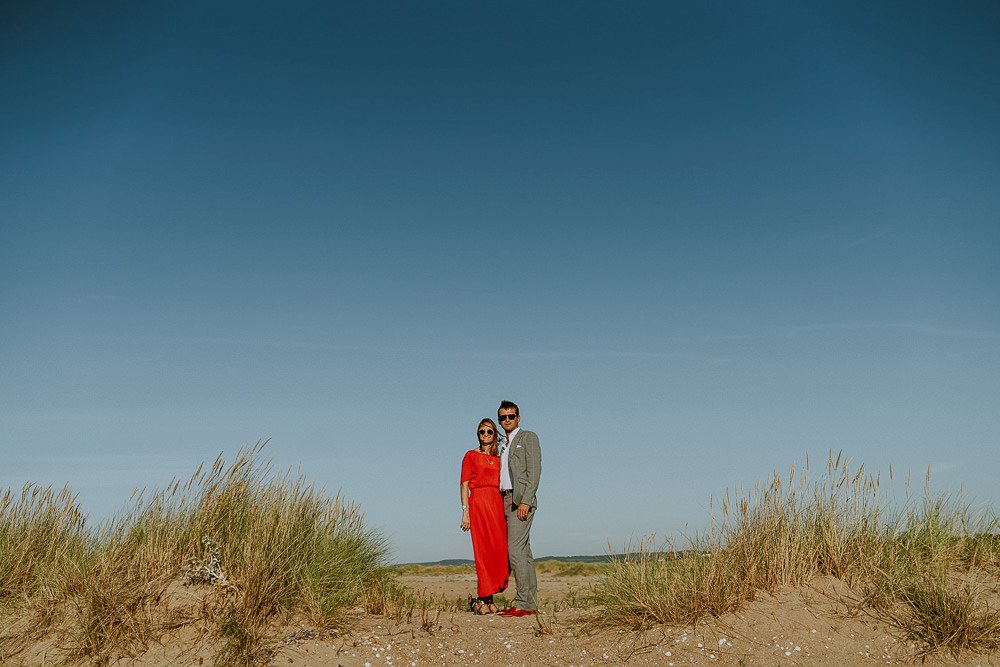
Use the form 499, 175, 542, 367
505, 429, 541, 611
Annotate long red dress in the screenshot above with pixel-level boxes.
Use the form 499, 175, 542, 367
461, 449, 509, 598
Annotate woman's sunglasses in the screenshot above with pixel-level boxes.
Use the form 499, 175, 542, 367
478, 429, 495, 436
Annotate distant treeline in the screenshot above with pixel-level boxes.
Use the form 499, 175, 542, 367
398, 552, 687, 567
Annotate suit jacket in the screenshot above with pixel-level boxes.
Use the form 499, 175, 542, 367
507, 429, 541, 508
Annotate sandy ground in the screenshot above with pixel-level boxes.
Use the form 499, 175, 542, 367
271, 574, 997, 667
5, 573, 998, 666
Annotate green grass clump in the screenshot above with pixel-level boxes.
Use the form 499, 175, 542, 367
392, 563, 476, 576
584, 451, 1000, 658
535, 560, 609, 577
0, 441, 391, 666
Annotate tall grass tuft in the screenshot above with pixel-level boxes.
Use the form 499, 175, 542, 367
1, 441, 391, 666
584, 451, 1000, 658
0, 484, 89, 601
895, 572, 1000, 657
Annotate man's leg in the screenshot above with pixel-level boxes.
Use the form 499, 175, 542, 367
505, 501, 537, 611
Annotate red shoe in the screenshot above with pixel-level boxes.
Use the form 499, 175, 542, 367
499, 607, 536, 617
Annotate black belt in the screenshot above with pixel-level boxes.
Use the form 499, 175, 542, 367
501, 489, 513, 495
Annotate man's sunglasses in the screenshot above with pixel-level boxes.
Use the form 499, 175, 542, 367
478, 429, 495, 435
498, 414, 518, 422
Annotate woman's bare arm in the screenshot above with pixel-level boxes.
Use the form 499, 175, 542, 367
460, 480, 471, 531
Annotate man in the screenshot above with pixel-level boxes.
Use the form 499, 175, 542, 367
496, 399, 541, 617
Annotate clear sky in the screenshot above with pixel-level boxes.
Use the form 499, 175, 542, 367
2, 2, 998, 563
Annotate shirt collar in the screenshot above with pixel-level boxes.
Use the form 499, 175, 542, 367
504, 427, 521, 449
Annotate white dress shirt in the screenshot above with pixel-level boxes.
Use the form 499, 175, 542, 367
499, 426, 519, 491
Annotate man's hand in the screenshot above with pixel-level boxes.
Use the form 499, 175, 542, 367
517, 503, 531, 521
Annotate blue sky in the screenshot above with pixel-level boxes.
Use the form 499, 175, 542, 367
2, 2, 998, 563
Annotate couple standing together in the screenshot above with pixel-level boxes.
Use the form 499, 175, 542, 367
460, 400, 541, 617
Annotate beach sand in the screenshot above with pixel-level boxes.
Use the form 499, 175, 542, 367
268, 573, 993, 666
6, 572, 996, 666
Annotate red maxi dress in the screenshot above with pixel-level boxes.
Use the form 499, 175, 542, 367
461, 449, 509, 598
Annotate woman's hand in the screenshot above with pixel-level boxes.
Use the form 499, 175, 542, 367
461, 509, 471, 531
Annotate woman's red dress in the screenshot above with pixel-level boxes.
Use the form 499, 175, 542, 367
461, 449, 509, 598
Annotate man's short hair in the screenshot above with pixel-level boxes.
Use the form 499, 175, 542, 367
498, 400, 519, 416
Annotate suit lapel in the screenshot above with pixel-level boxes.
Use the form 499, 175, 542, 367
508, 429, 521, 454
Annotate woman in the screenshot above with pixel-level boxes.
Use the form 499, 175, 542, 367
460, 418, 509, 614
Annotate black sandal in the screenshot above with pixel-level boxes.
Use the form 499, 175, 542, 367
470, 598, 494, 615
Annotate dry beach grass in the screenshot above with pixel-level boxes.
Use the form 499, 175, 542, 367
582, 452, 1000, 659
1, 446, 997, 665
1, 441, 393, 665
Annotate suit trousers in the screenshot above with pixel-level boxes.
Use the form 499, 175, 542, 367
504, 497, 537, 611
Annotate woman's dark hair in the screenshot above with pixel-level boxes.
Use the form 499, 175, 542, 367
477, 418, 500, 456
